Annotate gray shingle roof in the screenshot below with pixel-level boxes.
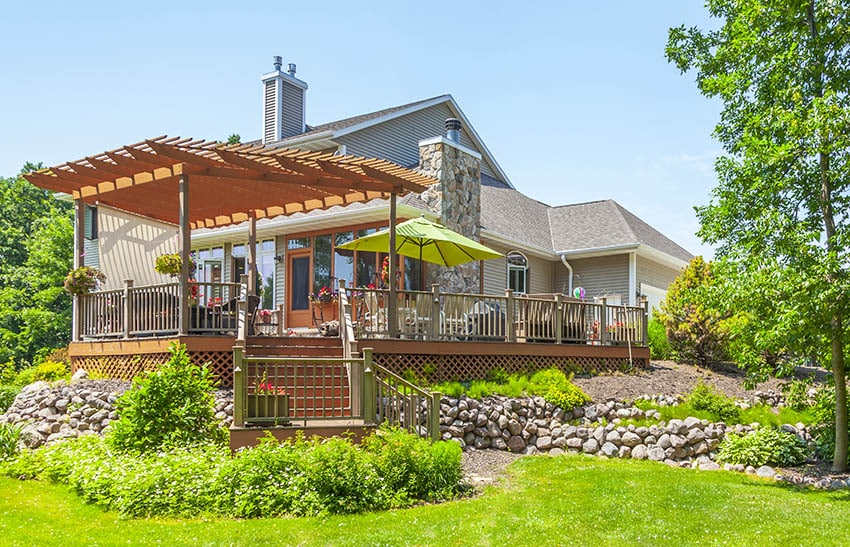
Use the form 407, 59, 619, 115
480, 177, 693, 262
277, 96, 448, 142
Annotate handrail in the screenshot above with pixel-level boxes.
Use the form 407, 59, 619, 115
232, 345, 441, 440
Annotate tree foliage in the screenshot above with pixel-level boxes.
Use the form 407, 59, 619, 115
0, 165, 73, 367
657, 257, 731, 367
667, 0, 850, 470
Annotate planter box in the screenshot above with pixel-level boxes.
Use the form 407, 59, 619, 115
247, 394, 290, 424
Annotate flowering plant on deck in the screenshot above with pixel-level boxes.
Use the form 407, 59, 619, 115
63, 266, 106, 296
309, 286, 338, 303
254, 371, 286, 395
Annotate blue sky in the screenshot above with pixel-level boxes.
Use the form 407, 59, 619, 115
0, 1, 720, 257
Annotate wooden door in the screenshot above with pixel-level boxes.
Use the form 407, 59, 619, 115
287, 250, 312, 327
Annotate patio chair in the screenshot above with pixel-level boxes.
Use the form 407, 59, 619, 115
364, 291, 386, 334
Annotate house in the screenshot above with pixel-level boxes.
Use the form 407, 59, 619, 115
79, 58, 691, 329
27, 57, 685, 443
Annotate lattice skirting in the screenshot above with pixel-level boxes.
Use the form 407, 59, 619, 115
371, 352, 648, 383
71, 350, 233, 385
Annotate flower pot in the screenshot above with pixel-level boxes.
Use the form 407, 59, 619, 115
319, 295, 333, 304
247, 393, 290, 422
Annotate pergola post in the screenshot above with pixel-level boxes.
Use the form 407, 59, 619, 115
178, 173, 191, 336
388, 193, 399, 338
72, 199, 85, 342
247, 213, 257, 297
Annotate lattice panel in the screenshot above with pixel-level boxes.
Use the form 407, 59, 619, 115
71, 351, 233, 384
371, 353, 648, 383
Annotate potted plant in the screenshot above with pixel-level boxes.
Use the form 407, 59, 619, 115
63, 266, 106, 296
259, 309, 272, 323
309, 286, 337, 304
247, 371, 289, 423
155, 253, 196, 278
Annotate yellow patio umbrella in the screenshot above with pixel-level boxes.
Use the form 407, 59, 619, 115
337, 216, 503, 277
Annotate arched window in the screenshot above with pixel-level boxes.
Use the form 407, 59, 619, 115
507, 251, 528, 294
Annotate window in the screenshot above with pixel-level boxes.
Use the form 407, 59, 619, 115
507, 251, 528, 294
84, 205, 98, 240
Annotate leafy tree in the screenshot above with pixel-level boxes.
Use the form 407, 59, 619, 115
0, 165, 73, 367
226, 134, 241, 145
667, 0, 850, 471
657, 256, 731, 367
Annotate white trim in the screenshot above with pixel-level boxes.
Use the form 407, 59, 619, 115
260, 70, 308, 90
556, 243, 640, 257
480, 229, 556, 260
628, 252, 637, 306
275, 78, 283, 142
267, 94, 515, 188
417, 136, 482, 160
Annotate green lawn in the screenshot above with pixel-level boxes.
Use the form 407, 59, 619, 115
2, 454, 848, 546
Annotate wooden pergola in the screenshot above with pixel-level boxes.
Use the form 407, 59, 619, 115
26, 135, 437, 336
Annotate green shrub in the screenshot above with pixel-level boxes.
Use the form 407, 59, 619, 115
0, 423, 23, 461
107, 342, 226, 453
782, 375, 815, 411
12, 360, 70, 388
530, 368, 591, 411
3, 428, 463, 518
0, 360, 17, 385
686, 381, 741, 423
362, 426, 462, 505
717, 427, 808, 467
432, 381, 465, 398
809, 385, 845, 464
466, 380, 493, 399
0, 386, 20, 413
647, 318, 672, 360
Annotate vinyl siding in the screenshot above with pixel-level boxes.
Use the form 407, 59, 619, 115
481, 240, 555, 295
282, 81, 304, 138
554, 254, 630, 302
636, 256, 681, 292
263, 80, 276, 143
334, 103, 499, 179
97, 206, 178, 290
83, 239, 99, 269
274, 236, 286, 322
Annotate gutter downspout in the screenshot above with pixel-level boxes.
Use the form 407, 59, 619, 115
559, 254, 574, 296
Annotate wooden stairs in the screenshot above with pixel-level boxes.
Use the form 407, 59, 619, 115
244, 336, 352, 419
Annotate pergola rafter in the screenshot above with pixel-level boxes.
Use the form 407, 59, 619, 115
26, 135, 436, 230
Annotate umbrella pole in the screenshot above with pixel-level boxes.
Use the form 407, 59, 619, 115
388, 193, 398, 338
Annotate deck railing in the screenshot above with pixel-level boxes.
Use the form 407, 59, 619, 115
347, 286, 648, 347
76, 280, 243, 340
232, 346, 441, 440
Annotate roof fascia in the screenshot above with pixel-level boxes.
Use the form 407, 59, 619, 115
480, 229, 556, 260
557, 243, 688, 270
443, 96, 515, 189
191, 201, 433, 246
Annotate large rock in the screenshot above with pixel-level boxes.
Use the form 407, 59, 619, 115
582, 438, 600, 454
507, 435, 526, 453
647, 446, 666, 461
631, 444, 648, 460
621, 431, 642, 447
755, 465, 777, 478
600, 442, 619, 457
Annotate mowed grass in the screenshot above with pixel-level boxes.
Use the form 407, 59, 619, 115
2, 454, 849, 547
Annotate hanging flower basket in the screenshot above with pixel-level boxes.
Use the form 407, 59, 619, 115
155, 253, 196, 278
63, 266, 106, 296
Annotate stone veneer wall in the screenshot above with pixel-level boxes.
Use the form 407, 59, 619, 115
418, 139, 482, 294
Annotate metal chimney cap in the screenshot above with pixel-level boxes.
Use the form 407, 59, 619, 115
273, 56, 283, 71
445, 118, 462, 131
288, 63, 297, 76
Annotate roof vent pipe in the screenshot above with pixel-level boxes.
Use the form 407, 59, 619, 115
273, 56, 283, 71
445, 118, 461, 144
288, 63, 297, 76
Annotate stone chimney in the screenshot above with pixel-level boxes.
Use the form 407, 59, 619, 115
260, 56, 308, 144
418, 118, 482, 293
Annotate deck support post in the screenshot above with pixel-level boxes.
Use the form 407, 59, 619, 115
599, 298, 608, 345
429, 391, 442, 441
237, 274, 248, 341
123, 279, 133, 339
72, 199, 85, 342
247, 213, 257, 297
505, 289, 516, 343
178, 174, 190, 336
641, 296, 650, 346
388, 194, 398, 338
362, 348, 376, 424
554, 294, 563, 344
430, 284, 441, 340
232, 345, 245, 428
